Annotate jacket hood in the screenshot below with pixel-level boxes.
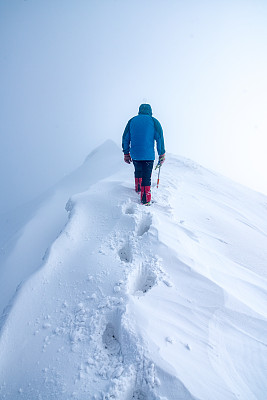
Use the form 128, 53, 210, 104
138, 104, 152, 116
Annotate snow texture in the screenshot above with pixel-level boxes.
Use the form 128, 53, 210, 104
0, 140, 266, 400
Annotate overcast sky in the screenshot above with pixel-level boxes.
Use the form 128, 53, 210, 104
1, 0, 267, 212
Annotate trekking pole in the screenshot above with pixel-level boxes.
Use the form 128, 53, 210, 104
156, 164, 161, 188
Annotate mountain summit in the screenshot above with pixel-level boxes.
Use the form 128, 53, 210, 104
0, 140, 266, 399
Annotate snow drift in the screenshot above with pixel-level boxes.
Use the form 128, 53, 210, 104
0, 140, 266, 400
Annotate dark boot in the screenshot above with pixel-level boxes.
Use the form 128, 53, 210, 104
141, 186, 151, 205
135, 178, 142, 193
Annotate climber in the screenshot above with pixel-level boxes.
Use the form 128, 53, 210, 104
122, 104, 165, 205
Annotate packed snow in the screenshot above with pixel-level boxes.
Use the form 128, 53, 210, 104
0, 140, 266, 400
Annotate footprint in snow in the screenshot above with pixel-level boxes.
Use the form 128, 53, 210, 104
128, 264, 157, 295
132, 390, 147, 399
123, 203, 136, 215
140, 273, 156, 294
102, 323, 121, 356
136, 213, 152, 236
118, 242, 132, 263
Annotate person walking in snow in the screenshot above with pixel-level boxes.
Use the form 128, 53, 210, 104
122, 104, 165, 205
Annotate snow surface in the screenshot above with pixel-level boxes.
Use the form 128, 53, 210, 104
0, 140, 266, 400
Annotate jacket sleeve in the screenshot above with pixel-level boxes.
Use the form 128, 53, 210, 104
122, 119, 131, 154
153, 117, 165, 156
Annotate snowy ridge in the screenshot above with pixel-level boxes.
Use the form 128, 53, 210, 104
0, 140, 122, 320
0, 141, 266, 399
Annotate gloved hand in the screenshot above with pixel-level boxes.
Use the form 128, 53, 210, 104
155, 153, 165, 169
124, 153, 132, 164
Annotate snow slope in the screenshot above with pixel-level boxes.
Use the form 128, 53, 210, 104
0, 140, 266, 400
0, 140, 122, 317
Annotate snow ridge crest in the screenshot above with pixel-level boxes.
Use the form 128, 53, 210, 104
0, 148, 267, 399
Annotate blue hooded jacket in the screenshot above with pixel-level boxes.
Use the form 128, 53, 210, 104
122, 104, 165, 160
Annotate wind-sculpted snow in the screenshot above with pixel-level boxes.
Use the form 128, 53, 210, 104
0, 142, 266, 399
0, 140, 123, 318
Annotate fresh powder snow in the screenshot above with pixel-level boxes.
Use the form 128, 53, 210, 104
0, 140, 266, 400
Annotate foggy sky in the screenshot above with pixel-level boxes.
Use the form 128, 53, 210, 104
1, 0, 267, 212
